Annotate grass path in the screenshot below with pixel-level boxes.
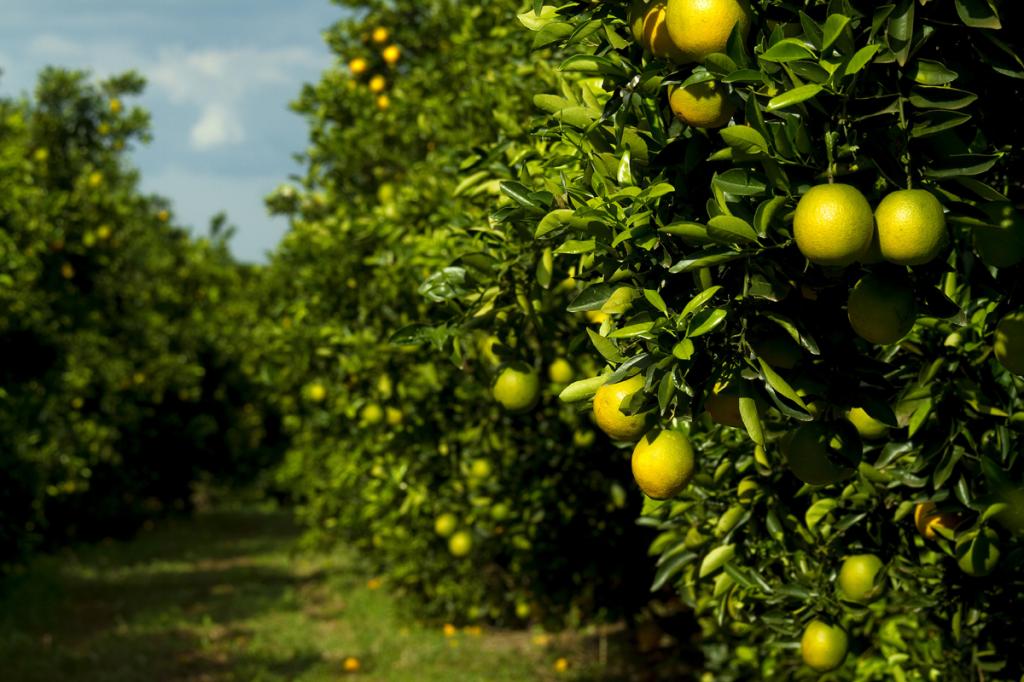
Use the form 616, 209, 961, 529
0, 508, 674, 682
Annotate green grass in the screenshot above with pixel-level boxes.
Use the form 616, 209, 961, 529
0, 508, 684, 681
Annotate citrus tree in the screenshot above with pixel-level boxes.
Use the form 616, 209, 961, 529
0, 69, 271, 567
255, 0, 654, 626
419, 0, 1024, 677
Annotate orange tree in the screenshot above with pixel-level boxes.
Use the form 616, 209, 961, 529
254, 0, 653, 626
0, 69, 272, 567
420, 0, 1024, 677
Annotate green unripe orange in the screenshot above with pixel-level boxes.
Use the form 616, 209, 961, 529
783, 422, 860, 486
994, 312, 1024, 376
838, 554, 885, 602
800, 620, 848, 672
448, 530, 473, 557
434, 513, 458, 538
956, 528, 1000, 577
548, 358, 574, 384
847, 274, 916, 345
493, 363, 540, 412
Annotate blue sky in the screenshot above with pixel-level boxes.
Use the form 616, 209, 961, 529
0, 0, 347, 262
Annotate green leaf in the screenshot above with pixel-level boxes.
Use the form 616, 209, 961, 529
739, 397, 764, 446
553, 239, 595, 255
533, 21, 575, 49
644, 289, 668, 315
841, 44, 881, 77
712, 170, 767, 198
911, 111, 971, 138
699, 544, 735, 578
658, 371, 675, 413
955, 0, 1001, 29
909, 59, 959, 85
617, 149, 633, 186
805, 499, 838, 531
608, 321, 656, 339
559, 54, 627, 78
766, 84, 823, 112
680, 286, 723, 319
760, 39, 816, 63
567, 283, 616, 312
753, 196, 787, 237
672, 339, 695, 360
719, 125, 769, 155
669, 250, 749, 273
559, 375, 610, 403
500, 181, 547, 212
888, 0, 915, 67
660, 221, 712, 243
536, 208, 576, 238
587, 328, 625, 363
908, 86, 978, 110
650, 550, 695, 591
708, 215, 759, 242
687, 308, 727, 337
517, 5, 558, 31
757, 359, 810, 411
923, 154, 1000, 178
822, 15, 851, 52
552, 106, 600, 129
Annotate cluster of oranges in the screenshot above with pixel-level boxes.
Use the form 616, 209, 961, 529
347, 26, 401, 111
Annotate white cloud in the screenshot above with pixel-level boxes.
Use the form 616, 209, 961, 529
19, 34, 323, 153
189, 102, 244, 150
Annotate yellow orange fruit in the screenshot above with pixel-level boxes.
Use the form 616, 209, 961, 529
593, 375, 648, 441
382, 44, 401, 65
306, 382, 327, 402
705, 384, 743, 428
668, 81, 735, 129
631, 430, 696, 499
793, 184, 874, 267
875, 189, 946, 266
372, 27, 389, 43
664, 0, 753, 64
369, 75, 387, 93
639, 2, 684, 61
349, 57, 369, 75
914, 501, 962, 540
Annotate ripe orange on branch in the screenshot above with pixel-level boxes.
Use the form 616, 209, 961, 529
793, 184, 874, 267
